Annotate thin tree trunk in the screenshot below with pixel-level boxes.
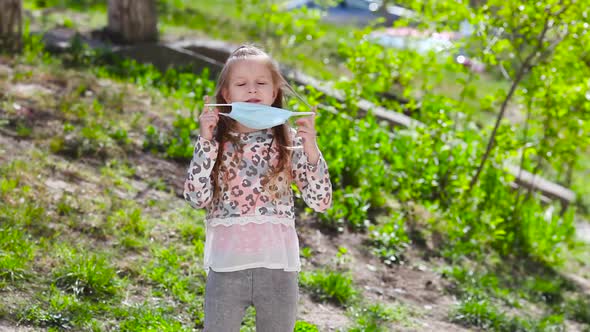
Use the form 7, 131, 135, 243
467, 12, 557, 192
0, 0, 23, 52
467, 64, 527, 191
107, 0, 157, 44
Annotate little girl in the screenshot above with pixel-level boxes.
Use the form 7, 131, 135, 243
183, 45, 332, 331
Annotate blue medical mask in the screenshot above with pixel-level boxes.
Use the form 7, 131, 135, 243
205, 102, 314, 130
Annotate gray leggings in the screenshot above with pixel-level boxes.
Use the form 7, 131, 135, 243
203, 267, 299, 332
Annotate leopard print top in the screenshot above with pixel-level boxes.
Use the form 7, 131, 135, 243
183, 128, 332, 226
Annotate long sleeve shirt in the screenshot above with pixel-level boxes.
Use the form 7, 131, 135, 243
183, 128, 332, 272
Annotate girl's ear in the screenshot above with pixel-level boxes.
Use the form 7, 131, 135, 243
272, 87, 278, 101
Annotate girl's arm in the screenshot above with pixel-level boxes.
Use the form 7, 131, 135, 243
291, 134, 332, 212
183, 136, 218, 209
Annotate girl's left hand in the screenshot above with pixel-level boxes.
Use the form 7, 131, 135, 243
295, 108, 317, 145
295, 106, 320, 164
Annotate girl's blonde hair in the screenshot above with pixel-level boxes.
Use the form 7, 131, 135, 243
211, 44, 294, 201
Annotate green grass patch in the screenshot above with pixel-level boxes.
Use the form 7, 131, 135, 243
451, 294, 566, 331
52, 248, 121, 299
564, 296, 590, 325
0, 227, 36, 287
295, 320, 320, 331
369, 211, 410, 266
16, 285, 106, 330
106, 207, 150, 250
142, 246, 206, 304
239, 306, 256, 332
116, 304, 191, 332
349, 302, 413, 331
300, 270, 357, 306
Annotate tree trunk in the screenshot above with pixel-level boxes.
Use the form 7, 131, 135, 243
0, 0, 22, 52
107, 0, 157, 44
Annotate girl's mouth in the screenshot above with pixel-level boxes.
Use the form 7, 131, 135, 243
246, 98, 261, 103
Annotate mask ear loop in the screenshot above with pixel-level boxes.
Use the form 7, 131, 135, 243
204, 104, 232, 119
282, 81, 313, 110
277, 81, 324, 156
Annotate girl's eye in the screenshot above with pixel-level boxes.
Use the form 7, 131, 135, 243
257, 82, 267, 85
236, 83, 246, 86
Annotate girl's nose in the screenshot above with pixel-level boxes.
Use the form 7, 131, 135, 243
248, 83, 257, 93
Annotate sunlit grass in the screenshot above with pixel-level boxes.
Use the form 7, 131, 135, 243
0, 227, 36, 287
52, 247, 122, 299
348, 302, 414, 331
300, 270, 357, 306
116, 304, 191, 332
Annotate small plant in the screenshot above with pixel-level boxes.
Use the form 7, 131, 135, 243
0, 178, 19, 198
56, 193, 76, 216
564, 296, 590, 324
523, 276, 570, 305
17, 285, 98, 329
52, 123, 117, 159
334, 246, 351, 266
349, 303, 411, 332
450, 293, 565, 331
240, 306, 256, 332
300, 270, 357, 306
451, 294, 504, 330
300, 247, 313, 259
0, 227, 35, 285
117, 305, 190, 332
178, 221, 205, 243
108, 208, 147, 237
52, 249, 120, 299
142, 246, 205, 304
294, 320, 319, 332
18, 304, 73, 330
369, 212, 410, 266
15, 122, 32, 138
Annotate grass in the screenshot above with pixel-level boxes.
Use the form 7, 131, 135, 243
0, 148, 208, 329
52, 247, 121, 299
300, 270, 357, 306
369, 211, 410, 266
0, 77, 207, 328
0, 227, 36, 287
440, 258, 590, 331
116, 304, 190, 332
450, 294, 568, 332
295, 320, 320, 331
348, 303, 414, 331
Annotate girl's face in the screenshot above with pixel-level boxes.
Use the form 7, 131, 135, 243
223, 58, 277, 106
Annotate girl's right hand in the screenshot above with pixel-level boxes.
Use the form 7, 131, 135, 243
199, 96, 219, 140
